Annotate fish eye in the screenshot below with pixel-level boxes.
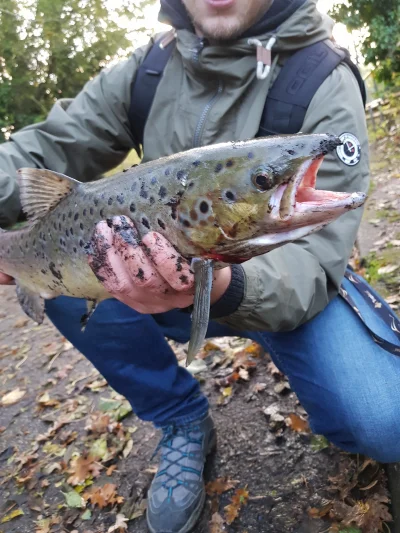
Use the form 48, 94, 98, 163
251, 170, 274, 192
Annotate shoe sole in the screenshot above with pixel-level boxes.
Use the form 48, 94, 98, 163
147, 429, 217, 533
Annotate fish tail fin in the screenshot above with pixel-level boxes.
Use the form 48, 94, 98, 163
16, 283, 45, 324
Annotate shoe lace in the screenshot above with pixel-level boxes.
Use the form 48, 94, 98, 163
152, 423, 203, 495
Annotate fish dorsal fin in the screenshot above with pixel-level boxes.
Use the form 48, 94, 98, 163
17, 168, 79, 222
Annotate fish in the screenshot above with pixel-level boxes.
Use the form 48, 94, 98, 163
0, 134, 366, 365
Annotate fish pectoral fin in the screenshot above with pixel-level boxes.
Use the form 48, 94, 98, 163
186, 258, 214, 367
16, 283, 45, 324
17, 168, 80, 222
80, 299, 98, 331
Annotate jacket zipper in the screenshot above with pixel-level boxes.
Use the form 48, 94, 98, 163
193, 80, 223, 148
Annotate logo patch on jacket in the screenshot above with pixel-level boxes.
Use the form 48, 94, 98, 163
336, 133, 361, 166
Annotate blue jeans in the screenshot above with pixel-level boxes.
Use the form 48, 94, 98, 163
45, 278, 400, 463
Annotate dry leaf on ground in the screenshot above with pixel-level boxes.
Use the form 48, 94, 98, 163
209, 512, 225, 533
224, 487, 249, 525
206, 477, 239, 496
84, 483, 124, 509
1, 388, 26, 406
286, 413, 310, 433
68, 455, 103, 485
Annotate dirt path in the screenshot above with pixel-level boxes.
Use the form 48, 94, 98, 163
1, 138, 398, 533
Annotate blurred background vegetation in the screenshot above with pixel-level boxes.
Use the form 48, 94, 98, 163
0, 0, 399, 144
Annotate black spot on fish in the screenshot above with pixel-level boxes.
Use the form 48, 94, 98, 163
149, 196, 155, 205
83, 208, 87, 216
157, 219, 166, 230
73, 247, 77, 253
59, 238, 64, 246
62, 214, 66, 221
90, 207, 94, 216
136, 268, 144, 280
165, 168, 171, 176
167, 196, 180, 220
215, 163, 223, 173
200, 201, 209, 214
49, 262, 63, 281
108, 197, 113, 206
180, 217, 191, 228
117, 194, 124, 205
224, 190, 236, 202
80, 223, 84, 230
226, 159, 234, 167
141, 217, 150, 229
287, 149, 295, 155
79, 239, 84, 247
41, 268, 47, 275
94, 198, 99, 206
74, 213, 79, 221
177, 170, 186, 182
130, 203, 136, 213
188, 182, 195, 189
59, 223, 62, 231
53, 222, 57, 230
140, 184, 148, 199
180, 274, 188, 284
100, 208, 104, 218
68, 211, 72, 218
130, 182, 137, 192
65, 229, 69, 237
151, 176, 157, 185
70, 228, 74, 235
192, 160, 201, 167
159, 186, 167, 199
248, 152, 254, 159
33, 239, 36, 246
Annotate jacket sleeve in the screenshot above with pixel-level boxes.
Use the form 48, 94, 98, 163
216, 63, 370, 332
0, 45, 151, 228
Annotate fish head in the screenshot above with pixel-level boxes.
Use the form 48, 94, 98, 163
176, 134, 366, 261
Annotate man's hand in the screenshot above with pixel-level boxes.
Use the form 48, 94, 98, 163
0, 273, 14, 285
87, 216, 231, 314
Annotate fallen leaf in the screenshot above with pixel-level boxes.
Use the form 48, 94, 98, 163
14, 317, 29, 328
89, 437, 109, 461
267, 361, 283, 378
0, 508, 24, 523
107, 513, 128, 532
378, 264, 398, 275
310, 435, 330, 452
238, 368, 249, 381
202, 341, 222, 353
286, 413, 310, 433
244, 342, 263, 357
209, 512, 225, 533
1, 388, 26, 406
224, 487, 249, 525
81, 509, 92, 521
206, 477, 239, 496
252, 382, 267, 393
107, 465, 118, 476
84, 483, 124, 509
122, 439, 134, 459
63, 490, 86, 509
68, 455, 103, 485
222, 386, 232, 397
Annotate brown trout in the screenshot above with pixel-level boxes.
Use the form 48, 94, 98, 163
0, 134, 366, 364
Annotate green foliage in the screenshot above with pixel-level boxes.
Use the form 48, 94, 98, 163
330, 0, 400, 83
0, 0, 155, 141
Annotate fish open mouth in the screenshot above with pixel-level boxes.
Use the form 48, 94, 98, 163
270, 156, 364, 223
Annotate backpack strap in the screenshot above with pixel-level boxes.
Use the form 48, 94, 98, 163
257, 40, 365, 137
128, 32, 176, 147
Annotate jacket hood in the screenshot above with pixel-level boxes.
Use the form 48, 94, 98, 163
159, 0, 308, 38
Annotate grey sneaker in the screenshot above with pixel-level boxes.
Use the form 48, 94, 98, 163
146, 413, 216, 533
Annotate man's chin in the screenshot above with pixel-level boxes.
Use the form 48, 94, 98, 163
195, 17, 247, 41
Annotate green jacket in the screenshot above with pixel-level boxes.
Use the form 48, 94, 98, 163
0, 0, 369, 332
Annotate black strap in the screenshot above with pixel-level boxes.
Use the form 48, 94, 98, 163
257, 41, 347, 136
128, 35, 175, 147
340, 269, 400, 356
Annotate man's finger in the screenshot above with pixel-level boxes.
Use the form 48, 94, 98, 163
142, 232, 194, 292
